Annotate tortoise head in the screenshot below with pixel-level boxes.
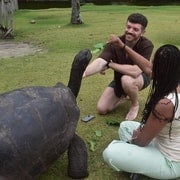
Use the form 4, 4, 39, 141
67, 49, 92, 98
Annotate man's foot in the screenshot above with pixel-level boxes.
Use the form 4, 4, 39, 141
125, 104, 139, 121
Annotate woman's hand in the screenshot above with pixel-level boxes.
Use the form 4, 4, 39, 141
132, 126, 142, 140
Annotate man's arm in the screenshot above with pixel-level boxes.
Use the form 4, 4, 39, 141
83, 58, 108, 78
108, 35, 153, 77
108, 62, 142, 78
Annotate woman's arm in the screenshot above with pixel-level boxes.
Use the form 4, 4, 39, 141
131, 98, 174, 146
108, 34, 153, 77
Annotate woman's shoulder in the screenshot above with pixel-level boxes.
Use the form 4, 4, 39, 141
166, 92, 180, 105
154, 98, 174, 122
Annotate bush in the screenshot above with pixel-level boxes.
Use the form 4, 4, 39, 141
132, 0, 180, 5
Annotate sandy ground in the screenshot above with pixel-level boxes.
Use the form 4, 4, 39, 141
0, 41, 42, 59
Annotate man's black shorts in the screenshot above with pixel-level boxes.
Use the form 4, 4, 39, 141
108, 73, 151, 91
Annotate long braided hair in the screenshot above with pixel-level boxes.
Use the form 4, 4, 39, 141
141, 45, 180, 129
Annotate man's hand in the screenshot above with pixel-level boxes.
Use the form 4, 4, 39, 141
108, 34, 125, 49
99, 63, 110, 75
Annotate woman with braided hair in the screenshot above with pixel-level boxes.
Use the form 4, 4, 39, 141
103, 35, 180, 179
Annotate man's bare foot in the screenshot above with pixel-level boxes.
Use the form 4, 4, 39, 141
125, 104, 139, 121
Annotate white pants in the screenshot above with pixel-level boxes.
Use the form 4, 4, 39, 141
103, 121, 180, 179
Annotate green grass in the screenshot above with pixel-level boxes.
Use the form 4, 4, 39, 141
1, 4, 180, 180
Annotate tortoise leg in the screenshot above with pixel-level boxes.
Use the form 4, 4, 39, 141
68, 134, 89, 179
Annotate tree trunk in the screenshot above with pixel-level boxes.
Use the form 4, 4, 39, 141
0, 0, 18, 39
71, 0, 83, 24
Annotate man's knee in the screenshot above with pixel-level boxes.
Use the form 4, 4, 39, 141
97, 103, 108, 115
121, 75, 134, 89
121, 75, 143, 91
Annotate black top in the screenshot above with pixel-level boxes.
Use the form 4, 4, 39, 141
99, 35, 154, 97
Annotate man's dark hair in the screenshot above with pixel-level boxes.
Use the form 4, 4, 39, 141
127, 13, 148, 29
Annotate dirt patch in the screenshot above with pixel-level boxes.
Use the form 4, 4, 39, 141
0, 41, 42, 59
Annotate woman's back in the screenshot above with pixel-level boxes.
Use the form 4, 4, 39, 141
155, 92, 180, 161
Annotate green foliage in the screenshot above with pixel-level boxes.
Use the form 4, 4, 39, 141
132, 0, 180, 6
1, 4, 180, 180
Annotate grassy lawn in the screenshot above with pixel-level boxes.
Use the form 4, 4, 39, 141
0, 4, 180, 180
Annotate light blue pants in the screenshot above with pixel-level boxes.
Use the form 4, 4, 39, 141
103, 121, 180, 179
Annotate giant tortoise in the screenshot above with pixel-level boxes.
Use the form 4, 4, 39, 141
0, 49, 92, 179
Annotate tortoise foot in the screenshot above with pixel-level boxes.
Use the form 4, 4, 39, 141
68, 134, 89, 179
